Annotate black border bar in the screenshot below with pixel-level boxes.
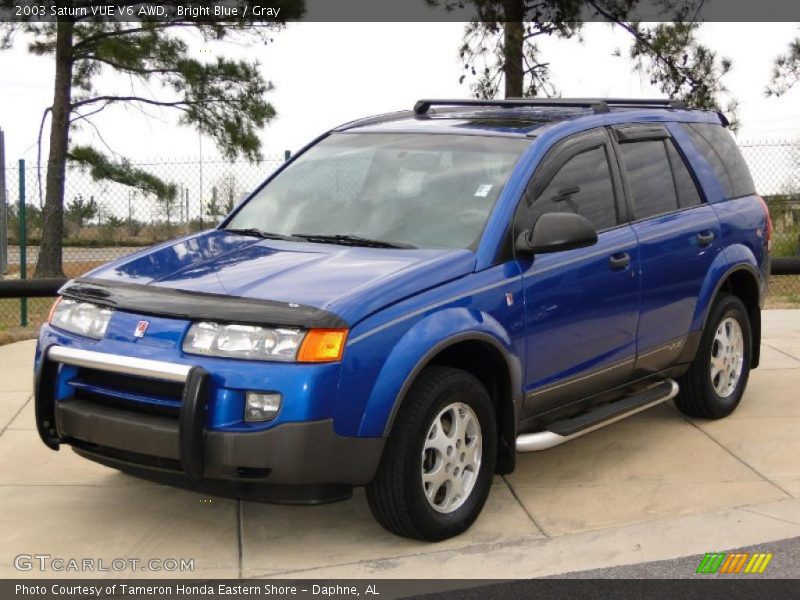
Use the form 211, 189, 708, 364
3, 578, 800, 599
3, 0, 800, 23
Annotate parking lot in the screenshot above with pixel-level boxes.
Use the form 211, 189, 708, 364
2, 310, 799, 579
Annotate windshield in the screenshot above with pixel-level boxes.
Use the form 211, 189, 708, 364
226, 133, 529, 249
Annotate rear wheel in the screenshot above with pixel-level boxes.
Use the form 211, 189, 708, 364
366, 366, 496, 541
675, 293, 752, 419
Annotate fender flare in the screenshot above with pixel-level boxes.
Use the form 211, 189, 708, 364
382, 330, 523, 438
683, 252, 762, 366
355, 307, 523, 440
700, 263, 760, 333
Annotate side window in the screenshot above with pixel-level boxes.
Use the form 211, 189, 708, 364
682, 123, 756, 199
524, 145, 618, 232
666, 141, 702, 208
618, 140, 678, 220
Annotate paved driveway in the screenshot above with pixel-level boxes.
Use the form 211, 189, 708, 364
2, 310, 800, 579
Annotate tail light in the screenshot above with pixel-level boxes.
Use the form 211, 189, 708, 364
757, 195, 773, 254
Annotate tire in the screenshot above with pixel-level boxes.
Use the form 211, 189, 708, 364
675, 293, 752, 419
366, 366, 497, 541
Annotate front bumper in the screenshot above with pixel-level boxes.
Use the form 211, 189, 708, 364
35, 345, 385, 496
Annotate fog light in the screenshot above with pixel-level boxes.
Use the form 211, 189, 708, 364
245, 392, 282, 422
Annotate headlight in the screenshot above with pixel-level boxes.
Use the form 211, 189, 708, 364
183, 322, 305, 361
49, 298, 114, 339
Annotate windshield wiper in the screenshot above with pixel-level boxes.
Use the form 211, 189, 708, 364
292, 233, 416, 249
223, 227, 300, 241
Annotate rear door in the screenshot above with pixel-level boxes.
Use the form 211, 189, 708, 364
610, 124, 722, 374
516, 128, 641, 419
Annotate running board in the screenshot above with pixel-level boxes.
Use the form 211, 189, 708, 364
516, 379, 679, 452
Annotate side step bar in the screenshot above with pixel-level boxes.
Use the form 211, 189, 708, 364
516, 379, 679, 452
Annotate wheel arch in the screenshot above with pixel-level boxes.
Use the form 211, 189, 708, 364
696, 262, 762, 368
380, 330, 523, 476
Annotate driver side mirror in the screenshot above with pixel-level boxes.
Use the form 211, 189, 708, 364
515, 212, 598, 256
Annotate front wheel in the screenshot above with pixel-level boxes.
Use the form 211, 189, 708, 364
675, 293, 752, 419
366, 366, 497, 541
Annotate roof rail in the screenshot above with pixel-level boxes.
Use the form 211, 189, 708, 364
413, 98, 687, 115
333, 110, 416, 132
604, 98, 687, 110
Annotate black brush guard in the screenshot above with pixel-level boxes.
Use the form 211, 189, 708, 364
35, 346, 210, 481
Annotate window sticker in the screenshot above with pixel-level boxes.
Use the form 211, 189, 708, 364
474, 184, 493, 197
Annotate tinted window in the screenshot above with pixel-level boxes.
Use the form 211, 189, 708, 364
525, 146, 617, 231
683, 123, 755, 198
666, 141, 702, 208
619, 140, 678, 219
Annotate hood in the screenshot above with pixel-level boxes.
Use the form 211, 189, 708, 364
85, 230, 476, 325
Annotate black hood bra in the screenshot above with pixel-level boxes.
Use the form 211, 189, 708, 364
59, 278, 349, 330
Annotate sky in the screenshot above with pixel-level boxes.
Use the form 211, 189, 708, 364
1, 21, 799, 166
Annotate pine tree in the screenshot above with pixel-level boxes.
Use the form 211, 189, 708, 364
429, 1, 737, 121
0, 1, 305, 276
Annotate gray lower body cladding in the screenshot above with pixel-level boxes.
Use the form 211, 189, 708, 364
55, 399, 385, 489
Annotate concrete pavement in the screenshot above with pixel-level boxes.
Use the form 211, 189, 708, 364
1, 310, 799, 579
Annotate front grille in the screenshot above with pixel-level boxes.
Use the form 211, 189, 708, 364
74, 389, 181, 417
77, 367, 184, 400
68, 367, 183, 418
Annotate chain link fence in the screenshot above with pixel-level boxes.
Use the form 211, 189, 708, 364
0, 154, 286, 334
740, 141, 800, 305
1, 140, 799, 333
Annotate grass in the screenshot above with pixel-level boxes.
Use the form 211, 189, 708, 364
7, 260, 107, 278
767, 275, 800, 308
772, 226, 799, 258
0, 297, 52, 345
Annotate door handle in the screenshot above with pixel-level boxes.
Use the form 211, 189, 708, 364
609, 252, 631, 270
697, 231, 715, 247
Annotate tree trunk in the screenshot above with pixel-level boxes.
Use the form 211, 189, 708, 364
35, 20, 74, 278
503, 0, 524, 98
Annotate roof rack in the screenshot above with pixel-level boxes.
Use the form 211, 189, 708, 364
413, 98, 687, 115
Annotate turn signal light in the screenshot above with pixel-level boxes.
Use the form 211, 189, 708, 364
47, 296, 62, 323
297, 329, 348, 362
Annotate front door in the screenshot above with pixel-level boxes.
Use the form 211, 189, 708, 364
515, 129, 640, 419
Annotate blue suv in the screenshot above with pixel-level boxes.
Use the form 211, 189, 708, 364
34, 98, 771, 541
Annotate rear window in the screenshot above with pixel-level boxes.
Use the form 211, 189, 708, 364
618, 140, 678, 220
682, 123, 755, 199
666, 141, 703, 209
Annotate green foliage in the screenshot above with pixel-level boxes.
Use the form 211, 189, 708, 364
772, 227, 800, 258
66, 19, 284, 161
766, 37, 800, 97
0, 1, 305, 275
627, 20, 738, 126
205, 187, 226, 221
68, 145, 178, 200
64, 194, 98, 235
6, 203, 43, 242
430, 0, 740, 125
207, 173, 242, 220
99, 214, 125, 242
432, 0, 582, 98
